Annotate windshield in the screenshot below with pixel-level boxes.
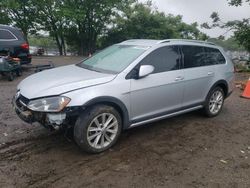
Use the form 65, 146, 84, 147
78, 45, 148, 74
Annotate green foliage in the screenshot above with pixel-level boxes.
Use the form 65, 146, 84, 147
35, 0, 66, 55
202, 1, 250, 52
233, 19, 250, 52
235, 63, 250, 72
100, 3, 208, 48
208, 37, 245, 51
28, 35, 57, 49
204, 13, 250, 52
0, 6, 11, 25
2, 0, 209, 55
62, 0, 134, 55
228, 0, 250, 6
1, 0, 37, 36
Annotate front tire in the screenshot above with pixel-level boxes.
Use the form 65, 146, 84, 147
74, 105, 122, 153
204, 87, 225, 117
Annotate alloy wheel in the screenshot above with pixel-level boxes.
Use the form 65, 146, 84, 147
209, 90, 224, 114
87, 113, 119, 149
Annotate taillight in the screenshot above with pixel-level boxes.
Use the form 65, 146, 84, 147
21, 43, 29, 50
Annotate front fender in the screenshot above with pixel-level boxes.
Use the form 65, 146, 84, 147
83, 96, 130, 129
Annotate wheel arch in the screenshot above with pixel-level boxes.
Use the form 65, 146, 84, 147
209, 80, 229, 98
83, 96, 130, 129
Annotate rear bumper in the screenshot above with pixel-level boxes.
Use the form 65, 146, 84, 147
11, 54, 32, 65
19, 56, 32, 65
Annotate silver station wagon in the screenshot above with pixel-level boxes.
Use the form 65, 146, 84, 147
13, 39, 234, 153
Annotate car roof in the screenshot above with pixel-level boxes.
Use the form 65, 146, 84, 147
119, 39, 161, 46
0, 24, 20, 31
119, 39, 217, 48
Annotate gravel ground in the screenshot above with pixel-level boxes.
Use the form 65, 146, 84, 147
0, 56, 250, 188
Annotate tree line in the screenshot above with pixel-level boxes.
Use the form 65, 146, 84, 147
202, 0, 250, 52
0, 0, 249, 55
0, 0, 209, 55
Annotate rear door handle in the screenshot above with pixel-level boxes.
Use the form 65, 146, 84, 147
175, 76, 184, 81
208, 71, 214, 75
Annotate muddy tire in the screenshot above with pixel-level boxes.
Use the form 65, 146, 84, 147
74, 105, 122, 153
203, 87, 225, 117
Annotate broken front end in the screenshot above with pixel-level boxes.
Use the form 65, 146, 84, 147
13, 92, 80, 130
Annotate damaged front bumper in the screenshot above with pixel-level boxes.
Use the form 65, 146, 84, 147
12, 95, 80, 130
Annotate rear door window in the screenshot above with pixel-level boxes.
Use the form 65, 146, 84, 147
0, 29, 17, 40
182, 45, 206, 68
140, 46, 180, 73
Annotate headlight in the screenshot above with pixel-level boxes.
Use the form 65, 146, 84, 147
27, 96, 71, 112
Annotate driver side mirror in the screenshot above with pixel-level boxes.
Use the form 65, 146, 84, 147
138, 65, 154, 78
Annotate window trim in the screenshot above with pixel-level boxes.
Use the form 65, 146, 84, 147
0, 29, 18, 41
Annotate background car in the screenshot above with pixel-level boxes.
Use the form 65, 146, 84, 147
0, 24, 31, 65
30, 46, 45, 56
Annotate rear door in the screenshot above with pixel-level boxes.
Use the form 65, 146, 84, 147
181, 45, 215, 107
129, 45, 185, 122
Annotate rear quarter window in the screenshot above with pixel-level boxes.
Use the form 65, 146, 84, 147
204, 47, 226, 65
182, 45, 226, 68
0, 29, 17, 41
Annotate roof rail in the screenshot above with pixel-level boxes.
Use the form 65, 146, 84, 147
157, 39, 216, 45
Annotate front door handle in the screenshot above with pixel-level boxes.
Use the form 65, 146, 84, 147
175, 76, 184, 81
208, 71, 214, 75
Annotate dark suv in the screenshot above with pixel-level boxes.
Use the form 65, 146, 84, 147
0, 24, 31, 64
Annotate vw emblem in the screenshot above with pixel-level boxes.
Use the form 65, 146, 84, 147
15, 91, 20, 99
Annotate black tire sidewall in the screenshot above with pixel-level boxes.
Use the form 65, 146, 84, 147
74, 105, 122, 153
204, 87, 225, 117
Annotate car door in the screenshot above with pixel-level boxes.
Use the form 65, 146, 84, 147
181, 45, 215, 107
129, 45, 185, 123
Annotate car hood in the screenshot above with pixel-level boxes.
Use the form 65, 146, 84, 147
18, 65, 116, 99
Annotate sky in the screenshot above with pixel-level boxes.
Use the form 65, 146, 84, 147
139, 0, 250, 38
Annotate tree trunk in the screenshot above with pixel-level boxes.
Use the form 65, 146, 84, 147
61, 36, 66, 56
78, 39, 85, 56
55, 35, 63, 56
23, 31, 28, 39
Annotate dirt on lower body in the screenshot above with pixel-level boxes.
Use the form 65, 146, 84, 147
1, 57, 250, 188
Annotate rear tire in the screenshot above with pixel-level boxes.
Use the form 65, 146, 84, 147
203, 87, 225, 117
74, 105, 122, 153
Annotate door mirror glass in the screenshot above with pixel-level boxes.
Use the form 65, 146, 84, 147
139, 65, 154, 78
